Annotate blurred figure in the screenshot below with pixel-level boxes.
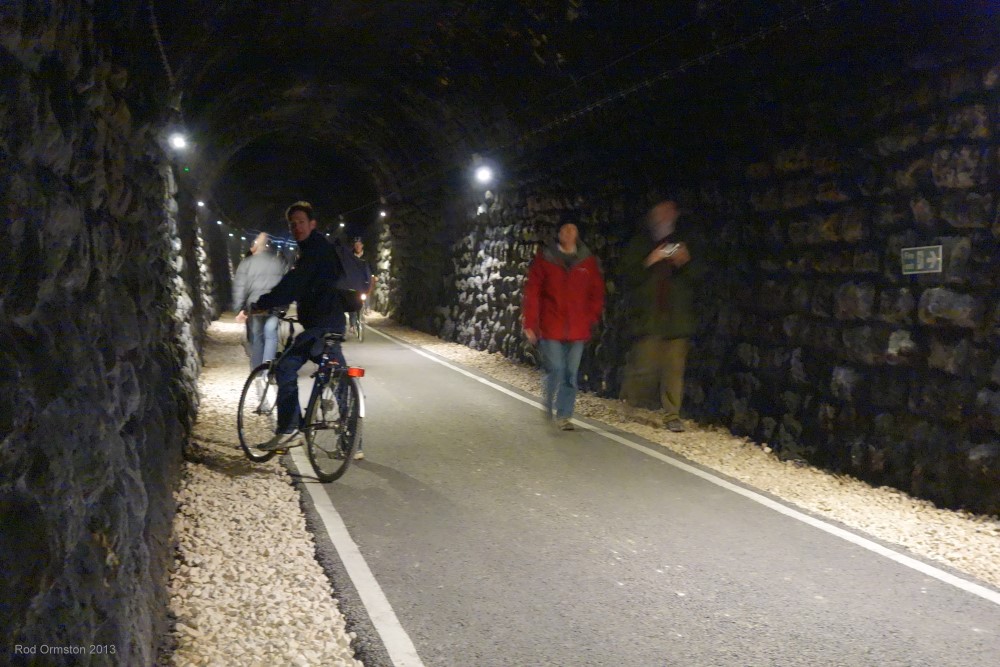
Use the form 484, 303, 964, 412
233, 232, 287, 369
521, 222, 605, 430
347, 237, 374, 333
620, 200, 701, 433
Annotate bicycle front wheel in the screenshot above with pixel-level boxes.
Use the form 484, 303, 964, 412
237, 363, 279, 463
304, 375, 363, 482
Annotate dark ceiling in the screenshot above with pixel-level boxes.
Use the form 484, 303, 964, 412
141, 0, 999, 237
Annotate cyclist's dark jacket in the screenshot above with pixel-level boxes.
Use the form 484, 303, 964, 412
253, 230, 347, 333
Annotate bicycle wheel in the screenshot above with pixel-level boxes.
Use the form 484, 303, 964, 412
357, 315, 364, 342
237, 363, 279, 462
304, 375, 363, 482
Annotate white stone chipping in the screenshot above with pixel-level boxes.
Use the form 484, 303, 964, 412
162, 318, 362, 667
161, 314, 1000, 665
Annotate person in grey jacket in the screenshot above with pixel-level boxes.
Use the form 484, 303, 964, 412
233, 232, 287, 369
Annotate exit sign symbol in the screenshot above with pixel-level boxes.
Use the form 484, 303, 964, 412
901, 245, 942, 275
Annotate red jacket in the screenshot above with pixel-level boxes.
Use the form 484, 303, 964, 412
522, 241, 605, 341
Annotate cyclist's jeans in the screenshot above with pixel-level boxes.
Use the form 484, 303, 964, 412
247, 313, 280, 369
538, 339, 584, 420
275, 330, 346, 433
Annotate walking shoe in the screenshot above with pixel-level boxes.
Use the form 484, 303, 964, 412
665, 419, 685, 433
557, 418, 575, 431
257, 430, 301, 451
353, 450, 365, 461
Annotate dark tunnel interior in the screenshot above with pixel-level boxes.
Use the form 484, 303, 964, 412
3, 1, 1000, 662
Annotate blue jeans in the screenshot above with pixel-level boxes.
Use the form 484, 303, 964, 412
538, 339, 584, 419
247, 313, 280, 369
275, 330, 346, 433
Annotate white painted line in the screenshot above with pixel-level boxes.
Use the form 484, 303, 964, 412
288, 448, 426, 667
370, 326, 1000, 608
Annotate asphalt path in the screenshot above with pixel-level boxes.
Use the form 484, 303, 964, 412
289, 326, 1000, 667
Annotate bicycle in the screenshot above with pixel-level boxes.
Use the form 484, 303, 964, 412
348, 293, 367, 343
355, 294, 368, 343
237, 314, 365, 482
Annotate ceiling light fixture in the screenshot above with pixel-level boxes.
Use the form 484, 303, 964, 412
474, 165, 493, 184
168, 133, 188, 150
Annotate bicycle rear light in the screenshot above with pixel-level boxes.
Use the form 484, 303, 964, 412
347, 367, 365, 377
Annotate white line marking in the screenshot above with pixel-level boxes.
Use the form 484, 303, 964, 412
288, 449, 426, 667
370, 326, 1000, 608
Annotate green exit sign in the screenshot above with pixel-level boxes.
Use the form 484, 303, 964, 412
901, 245, 942, 275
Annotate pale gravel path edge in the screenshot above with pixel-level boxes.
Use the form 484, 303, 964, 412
161, 318, 364, 667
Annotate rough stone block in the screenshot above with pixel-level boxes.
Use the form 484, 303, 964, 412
834, 282, 875, 320
841, 325, 887, 365
830, 365, 863, 401
931, 146, 989, 189
875, 125, 920, 155
917, 287, 983, 328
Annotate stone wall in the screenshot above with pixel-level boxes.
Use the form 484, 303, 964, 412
726, 57, 1000, 512
380, 55, 1000, 516
0, 4, 210, 664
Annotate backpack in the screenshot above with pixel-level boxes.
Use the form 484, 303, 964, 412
333, 244, 370, 312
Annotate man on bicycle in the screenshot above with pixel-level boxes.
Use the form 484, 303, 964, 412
251, 201, 349, 451
347, 237, 374, 335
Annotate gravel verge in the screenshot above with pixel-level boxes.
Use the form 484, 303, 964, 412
160, 318, 362, 667
161, 314, 1000, 665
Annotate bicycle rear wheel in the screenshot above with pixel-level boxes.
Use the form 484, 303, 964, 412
237, 363, 279, 462
304, 375, 363, 482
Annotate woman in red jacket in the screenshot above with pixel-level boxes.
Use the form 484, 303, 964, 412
522, 223, 605, 430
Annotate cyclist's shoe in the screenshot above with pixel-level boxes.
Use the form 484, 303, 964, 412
257, 430, 301, 451
353, 450, 365, 461
557, 418, 575, 431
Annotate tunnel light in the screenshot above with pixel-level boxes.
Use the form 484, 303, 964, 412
228, 233, 234, 237
241, 236, 246, 241
339, 222, 345, 228
197, 201, 205, 207
168, 133, 188, 150
217, 220, 222, 225
379, 210, 388, 218
474, 165, 493, 184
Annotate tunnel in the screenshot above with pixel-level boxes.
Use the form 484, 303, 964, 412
2, 1, 1000, 664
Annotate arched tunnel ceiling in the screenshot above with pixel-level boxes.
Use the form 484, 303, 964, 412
149, 0, 1000, 232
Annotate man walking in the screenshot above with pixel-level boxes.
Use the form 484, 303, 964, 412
620, 200, 701, 433
522, 222, 605, 430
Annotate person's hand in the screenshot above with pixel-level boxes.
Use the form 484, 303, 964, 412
643, 247, 665, 268
235, 309, 248, 324
667, 243, 691, 268
525, 329, 538, 346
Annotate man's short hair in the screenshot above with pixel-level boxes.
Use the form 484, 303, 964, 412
285, 201, 315, 221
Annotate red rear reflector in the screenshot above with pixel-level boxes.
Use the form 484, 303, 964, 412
346, 367, 365, 377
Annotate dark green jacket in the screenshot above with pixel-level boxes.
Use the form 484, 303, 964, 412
620, 231, 702, 339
